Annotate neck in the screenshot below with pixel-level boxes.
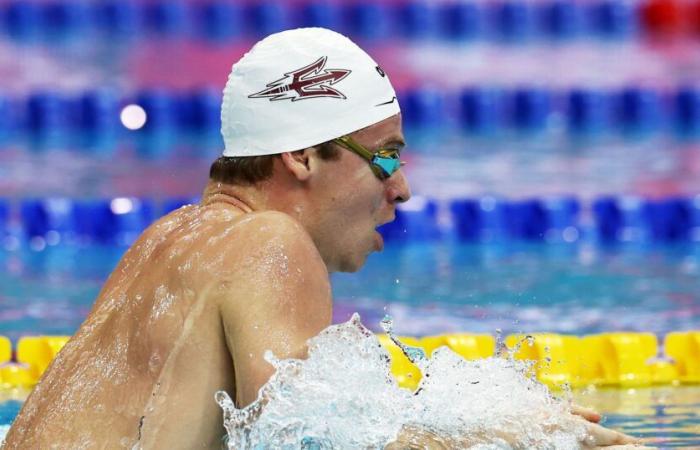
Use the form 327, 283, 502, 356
200, 176, 311, 226
201, 181, 258, 213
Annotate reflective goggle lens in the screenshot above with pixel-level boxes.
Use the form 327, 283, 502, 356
371, 150, 401, 179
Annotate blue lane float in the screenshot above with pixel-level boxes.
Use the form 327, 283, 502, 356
2, 1, 40, 41
459, 88, 503, 135
0, 0, 664, 44
3, 195, 700, 247
20, 199, 77, 239
93, 1, 141, 39
379, 197, 441, 242
142, 0, 190, 37
438, 1, 482, 41
343, 2, 391, 41
508, 88, 551, 132
193, 1, 244, 42
0, 200, 9, 236
178, 88, 222, 133
537, 0, 583, 40
71, 90, 122, 134
674, 87, 700, 137
41, 1, 90, 41
248, 1, 290, 38
616, 87, 664, 134
586, 0, 639, 39
17, 198, 155, 245
399, 88, 446, 130
133, 89, 179, 133
450, 197, 581, 242
488, 0, 537, 42
395, 1, 439, 40
593, 196, 700, 243
296, 1, 342, 30
567, 89, 611, 135
25, 92, 70, 135
5, 86, 700, 140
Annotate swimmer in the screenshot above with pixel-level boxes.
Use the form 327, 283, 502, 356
3, 28, 648, 449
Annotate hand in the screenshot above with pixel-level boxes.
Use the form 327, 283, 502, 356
571, 404, 657, 449
571, 403, 601, 423
578, 417, 656, 449
384, 425, 448, 450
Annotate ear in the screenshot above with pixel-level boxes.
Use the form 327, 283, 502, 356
280, 148, 317, 182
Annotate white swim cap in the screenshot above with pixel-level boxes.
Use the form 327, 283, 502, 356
221, 27, 400, 157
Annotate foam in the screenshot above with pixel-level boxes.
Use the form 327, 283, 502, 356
218, 313, 588, 449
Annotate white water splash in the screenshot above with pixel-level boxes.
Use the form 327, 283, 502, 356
0, 425, 9, 445
217, 313, 588, 449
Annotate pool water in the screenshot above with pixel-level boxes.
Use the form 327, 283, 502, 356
1, 383, 699, 448
333, 242, 700, 337
573, 386, 700, 449
1, 241, 699, 340
1, 240, 699, 447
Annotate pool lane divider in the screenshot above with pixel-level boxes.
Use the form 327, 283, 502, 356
4, 85, 700, 140
381, 331, 700, 390
2, 194, 700, 246
1, 332, 697, 391
2, 0, 694, 45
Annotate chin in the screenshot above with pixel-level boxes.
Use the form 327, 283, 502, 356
335, 252, 368, 273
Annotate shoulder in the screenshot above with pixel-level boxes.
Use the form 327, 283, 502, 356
212, 210, 330, 292
214, 210, 332, 331
233, 210, 310, 242
229, 211, 322, 266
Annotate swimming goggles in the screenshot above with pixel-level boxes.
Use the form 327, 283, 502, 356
332, 135, 403, 180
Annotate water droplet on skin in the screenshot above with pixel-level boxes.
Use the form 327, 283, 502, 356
148, 353, 161, 372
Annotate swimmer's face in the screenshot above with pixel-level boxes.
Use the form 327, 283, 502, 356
312, 113, 411, 272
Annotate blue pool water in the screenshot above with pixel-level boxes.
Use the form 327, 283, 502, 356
1, 240, 699, 447
1, 241, 699, 340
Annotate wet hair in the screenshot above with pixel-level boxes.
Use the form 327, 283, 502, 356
209, 142, 341, 185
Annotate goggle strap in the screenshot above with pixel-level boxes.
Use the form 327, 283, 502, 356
333, 136, 374, 160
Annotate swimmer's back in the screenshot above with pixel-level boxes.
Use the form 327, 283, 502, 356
3, 203, 309, 449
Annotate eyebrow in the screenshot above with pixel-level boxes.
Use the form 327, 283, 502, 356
379, 138, 406, 150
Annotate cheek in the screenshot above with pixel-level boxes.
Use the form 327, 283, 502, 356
344, 185, 383, 220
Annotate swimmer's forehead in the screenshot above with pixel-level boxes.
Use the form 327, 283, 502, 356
349, 115, 406, 151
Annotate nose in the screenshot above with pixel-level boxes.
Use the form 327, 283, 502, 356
386, 168, 411, 204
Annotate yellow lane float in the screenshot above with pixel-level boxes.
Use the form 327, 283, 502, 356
0, 332, 698, 389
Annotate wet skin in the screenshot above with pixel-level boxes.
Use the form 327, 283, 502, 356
3, 114, 410, 449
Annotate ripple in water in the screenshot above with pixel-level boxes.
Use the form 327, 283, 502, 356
217, 313, 593, 449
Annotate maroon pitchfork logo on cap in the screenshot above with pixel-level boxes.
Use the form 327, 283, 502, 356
248, 56, 351, 102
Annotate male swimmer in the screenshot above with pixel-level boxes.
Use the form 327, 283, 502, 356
4, 28, 649, 449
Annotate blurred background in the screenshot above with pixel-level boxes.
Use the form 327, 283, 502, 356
3, 0, 699, 338
1, 0, 700, 445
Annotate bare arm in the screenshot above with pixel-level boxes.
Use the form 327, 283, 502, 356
217, 212, 333, 408
384, 418, 651, 450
